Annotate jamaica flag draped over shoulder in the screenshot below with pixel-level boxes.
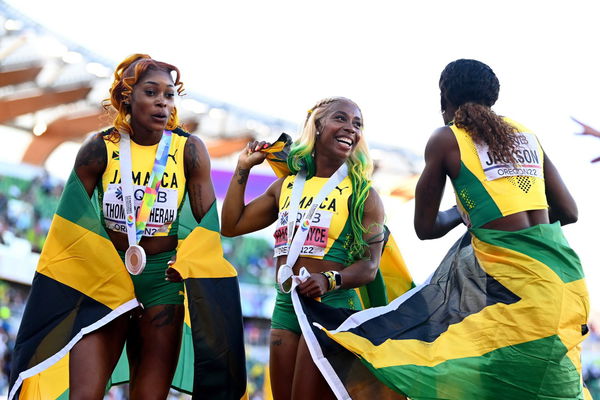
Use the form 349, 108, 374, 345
8, 171, 138, 400
9, 171, 248, 400
297, 224, 592, 400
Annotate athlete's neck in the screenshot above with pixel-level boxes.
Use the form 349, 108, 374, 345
314, 154, 346, 178
129, 123, 164, 146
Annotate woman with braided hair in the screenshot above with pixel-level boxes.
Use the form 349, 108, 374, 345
68, 54, 216, 399
411, 58, 590, 398
221, 97, 385, 399
415, 57, 578, 237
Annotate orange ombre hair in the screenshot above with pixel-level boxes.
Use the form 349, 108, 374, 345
102, 54, 185, 141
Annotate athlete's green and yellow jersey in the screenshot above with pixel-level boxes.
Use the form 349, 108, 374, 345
97, 128, 189, 237
274, 174, 354, 265
450, 118, 548, 228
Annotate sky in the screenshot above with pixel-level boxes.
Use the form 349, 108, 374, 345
3, 0, 600, 309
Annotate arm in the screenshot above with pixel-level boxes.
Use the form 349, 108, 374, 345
571, 117, 600, 138
166, 135, 217, 282
571, 118, 600, 162
336, 188, 385, 288
414, 127, 462, 240
73, 134, 107, 197
220, 141, 281, 237
543, 152, 578, 225
297, 188, 386, 298
184, 135, 216, 223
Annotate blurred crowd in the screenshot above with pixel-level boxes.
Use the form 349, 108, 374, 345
0, 171, 62, 253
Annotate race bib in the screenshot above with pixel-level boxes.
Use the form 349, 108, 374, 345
273, 209, 333, 257
103, 184, 178, 236
476, 132, 544, 181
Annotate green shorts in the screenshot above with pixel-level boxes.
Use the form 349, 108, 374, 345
271, 285, 362, 335
119, 249, 184, 308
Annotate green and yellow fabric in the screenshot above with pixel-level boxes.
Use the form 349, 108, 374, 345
301, 224, 591, 399
9, 171, 138, 399
9, 171, 247, 400
449, 118, 548, 228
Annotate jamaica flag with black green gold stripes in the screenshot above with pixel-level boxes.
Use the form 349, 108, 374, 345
8, 170, 138, 399
296, 224, 592, 400
9, 171, 248, 400
110, 196, 248, 399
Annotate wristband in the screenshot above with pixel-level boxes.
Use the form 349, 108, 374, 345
321, 271, 342, 291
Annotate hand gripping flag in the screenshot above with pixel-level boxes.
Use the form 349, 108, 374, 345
109, 199, 248, 400
9, 171, 248, 400
170, 198, 248, 400
262, 133, 414, 399
298, 224, 592, 400
262, 133, 414, 307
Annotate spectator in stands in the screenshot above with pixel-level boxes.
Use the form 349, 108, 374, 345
221, 97, 385, 399
67, 54, 216, 399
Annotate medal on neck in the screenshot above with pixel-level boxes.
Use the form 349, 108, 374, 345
119, 130, 173, 275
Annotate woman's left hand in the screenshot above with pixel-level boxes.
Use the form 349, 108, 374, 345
297, 272, 329, 298
166, 255, 183, 282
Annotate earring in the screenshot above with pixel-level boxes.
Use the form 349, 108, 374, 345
316, 131, 321, 136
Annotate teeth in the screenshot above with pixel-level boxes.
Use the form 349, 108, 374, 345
336, 138, 352, 147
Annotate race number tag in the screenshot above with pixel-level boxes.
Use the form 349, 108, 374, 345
103, 184, 178, 236
476, 132, 544, 181
273, 209, 332, 257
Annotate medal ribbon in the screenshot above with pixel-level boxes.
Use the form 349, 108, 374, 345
284, 163, 348, 269
119, 130, 173, 245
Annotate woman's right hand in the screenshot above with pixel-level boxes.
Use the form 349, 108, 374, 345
238, 141, 270, 169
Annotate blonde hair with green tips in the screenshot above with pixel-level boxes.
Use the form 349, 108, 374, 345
287, 97, 374, 263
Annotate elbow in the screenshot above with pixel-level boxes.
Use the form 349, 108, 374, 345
220, 226, 236, 237
560, 210, 578, 226
415, 226, 436, 240
551, 205, 578, 226
368, 265, 379, 283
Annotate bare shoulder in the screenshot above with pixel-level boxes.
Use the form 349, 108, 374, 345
73, 133, 107, 195
184, 134, 210, 173
426, 125, 456, 154
266, 176, 286, 203
74, 133, 107, 173
364, 187, 384, 217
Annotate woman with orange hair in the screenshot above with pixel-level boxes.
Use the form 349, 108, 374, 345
70, 54, 215, 399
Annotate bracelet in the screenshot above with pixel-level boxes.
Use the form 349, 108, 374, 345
321, 271, 341, 291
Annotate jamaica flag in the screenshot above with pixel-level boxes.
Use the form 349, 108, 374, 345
296, 224, 592, 400
9, 171, 247, 399
8, 171, 138, 399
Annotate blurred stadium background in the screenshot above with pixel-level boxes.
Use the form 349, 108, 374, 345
0, 2, 597, 399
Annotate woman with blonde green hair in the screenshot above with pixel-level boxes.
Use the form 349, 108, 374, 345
222, 97, 385, 399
